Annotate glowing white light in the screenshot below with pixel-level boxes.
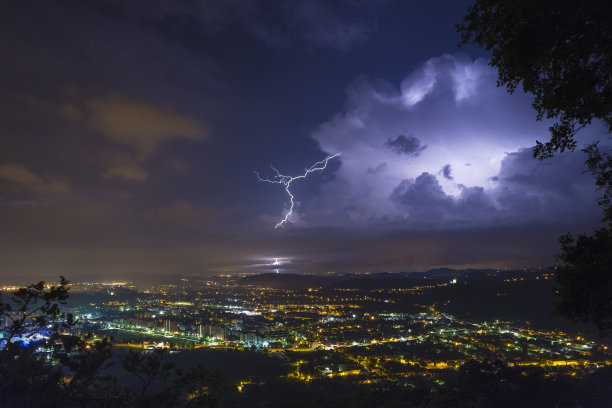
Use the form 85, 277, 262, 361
401, 59, 437, 107
256, 153, 341, 228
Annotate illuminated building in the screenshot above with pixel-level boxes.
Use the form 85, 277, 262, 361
164, 319, 178, 334
199, 324, 229, 340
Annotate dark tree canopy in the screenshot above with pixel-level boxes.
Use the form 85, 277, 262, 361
555, 229, 612, 335
0, 279, 232, 407
457, 0, 612, 159
458, 0, 612, 336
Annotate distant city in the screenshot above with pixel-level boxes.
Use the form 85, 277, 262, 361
4, 268, 609, 394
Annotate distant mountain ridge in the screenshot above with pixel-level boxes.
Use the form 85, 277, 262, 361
238, 268, 508, 290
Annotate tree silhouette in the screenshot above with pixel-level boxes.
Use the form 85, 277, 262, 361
0, 276, 72, 347
0, 279, 233, 407
0, 279, 124, 406
458, 0, 612, 336
122, 349, 175, 405
457, 0, 612, 159
556, 229, 612, 335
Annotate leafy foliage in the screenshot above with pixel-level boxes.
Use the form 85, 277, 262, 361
122, 349, 175, 404
457, 0, 612, 158
0, 279, 232, 407
458, 0, 612, 336
0, 276, 73, 347
555, 229, 612, 335
0, 344, 65, 408
120, 349, 232, 408
584, 143, 612, 222
0, 277, 115, 407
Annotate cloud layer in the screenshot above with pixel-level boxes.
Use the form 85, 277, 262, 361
299, 55, 602, 229
97, 0, 380, 51
0, 164, 69, 195
0, 1, 607, 279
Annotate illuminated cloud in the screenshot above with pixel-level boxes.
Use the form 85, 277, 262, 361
0, 164, 69, 195
60, 93, 208, 183
101, 163, 148, 182
306, 54, 600, 227
385, 134, 427, 156
64, 94, 207, 160
401, 59, 438, 107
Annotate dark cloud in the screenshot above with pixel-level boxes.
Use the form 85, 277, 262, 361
390, 173, 497, 225
0, 0, 223, 199
387, 147, 601, 228
441, 164, 453, 180
288, 1, 375, 51
0, 164, 69, 196
456, 186, 497, 219
0, 1, 607, 280
93, 0, 380, 51
494, 148, 601, 221
391, 173, 453, 220
385, 134, 427, 156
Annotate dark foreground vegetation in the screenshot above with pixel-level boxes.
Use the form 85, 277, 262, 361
0, 277, 611, 408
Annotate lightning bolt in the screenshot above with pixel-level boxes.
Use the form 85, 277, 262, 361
255, 153, 341, 228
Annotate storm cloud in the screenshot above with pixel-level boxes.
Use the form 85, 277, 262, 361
441, 164, 453, 180
386, 134, 427, 156
1, 2, 608, 280
90, 0, 381, 52
303, 54, 602, 229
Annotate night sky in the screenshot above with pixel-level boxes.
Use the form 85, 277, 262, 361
0, 0, 606, 282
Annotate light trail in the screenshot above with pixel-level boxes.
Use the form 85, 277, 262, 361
255, 153, 341, 228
